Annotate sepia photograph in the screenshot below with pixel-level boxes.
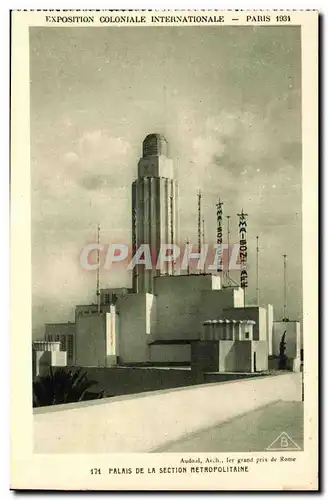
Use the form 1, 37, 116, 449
10, 10, 318, 490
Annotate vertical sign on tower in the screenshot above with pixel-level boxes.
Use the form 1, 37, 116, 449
216, 200, 223, 273
226, 215, 231, 285
237, 209, 248, 290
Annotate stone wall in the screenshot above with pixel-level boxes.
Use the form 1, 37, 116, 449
34, 372, 303, 453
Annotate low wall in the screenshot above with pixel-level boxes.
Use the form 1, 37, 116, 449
79, 366, 196, 397
203, 371, 264, 383
34, 372, 302, 454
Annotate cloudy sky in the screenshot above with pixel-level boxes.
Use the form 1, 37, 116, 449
30, 26, 302, 337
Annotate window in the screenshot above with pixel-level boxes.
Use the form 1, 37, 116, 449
245, 332, 250, 340
47, 334, 53, 342
67, 335, 74, 360
104, 293, 110, 305
60, 335, 67, 351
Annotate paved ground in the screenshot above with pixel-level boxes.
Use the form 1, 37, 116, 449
154, 401, 303, 453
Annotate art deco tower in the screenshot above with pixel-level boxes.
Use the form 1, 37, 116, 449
132, 134, 178, 294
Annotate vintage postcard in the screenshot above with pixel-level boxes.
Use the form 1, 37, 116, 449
10, 10, 318, 490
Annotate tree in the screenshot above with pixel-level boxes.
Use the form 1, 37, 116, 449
33, 367, 105, 407
278, 331, 287, 370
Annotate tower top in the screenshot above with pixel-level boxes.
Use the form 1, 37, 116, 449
142, 133, 168, 158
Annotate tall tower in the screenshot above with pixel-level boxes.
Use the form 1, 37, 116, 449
132, 133, 178, 293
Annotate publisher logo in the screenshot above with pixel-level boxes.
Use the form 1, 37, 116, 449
266, 432, 301, 451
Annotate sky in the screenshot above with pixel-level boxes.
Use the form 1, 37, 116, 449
30, 26, 302, 338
